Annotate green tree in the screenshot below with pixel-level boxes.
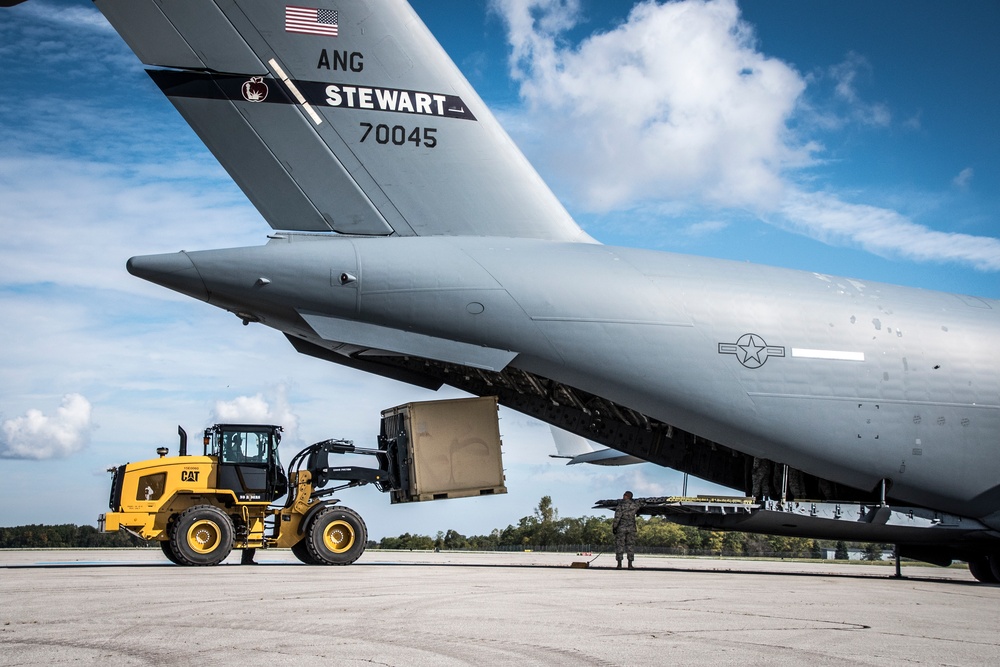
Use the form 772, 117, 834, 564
467, 529, 500, 551
0, 524, 153, 548
535, 496, 557, 524
863, 542, 885, 561
636, 518, 684, 549
379, 532, 435, 550
835, 540, 850, 560
704, 531, 725, 554
721, 531, 745, 556
442, 529, 468, 550
764, 536, 811, 557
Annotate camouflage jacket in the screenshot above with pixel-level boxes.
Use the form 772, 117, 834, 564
612, 498, 641, 533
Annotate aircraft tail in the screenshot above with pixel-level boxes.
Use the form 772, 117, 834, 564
95, 0, 589, 241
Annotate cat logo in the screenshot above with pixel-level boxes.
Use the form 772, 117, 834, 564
180, 470, 201, 483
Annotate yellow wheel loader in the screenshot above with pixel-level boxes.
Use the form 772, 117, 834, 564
100, 424, 394, 566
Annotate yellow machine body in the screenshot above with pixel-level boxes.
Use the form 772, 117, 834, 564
99, 423, 398, 566
100, 455, 273, 547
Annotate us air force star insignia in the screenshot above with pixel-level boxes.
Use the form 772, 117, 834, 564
718, 334, 786, 369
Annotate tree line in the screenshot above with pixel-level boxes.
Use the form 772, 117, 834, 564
1, 497, 891, 559
0, 524, 153, 549
377, 496, 892, 560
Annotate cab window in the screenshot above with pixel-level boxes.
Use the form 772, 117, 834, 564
220, 430, 269, 464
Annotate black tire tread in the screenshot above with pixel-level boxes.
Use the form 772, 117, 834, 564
159, 539, 182, 565
305, 505, 367, 566
291, 537, 319, 564
169, 505, 234, 567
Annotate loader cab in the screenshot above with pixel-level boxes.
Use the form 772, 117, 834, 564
204, 424, 287, 503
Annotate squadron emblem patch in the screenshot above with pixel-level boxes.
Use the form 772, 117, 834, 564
241, 76, 269, 102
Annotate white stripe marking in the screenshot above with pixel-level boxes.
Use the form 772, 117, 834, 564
302, 103, 322, 125
268, 59, 288, 81
268, 59, 323, 126
792, 348, 865, 361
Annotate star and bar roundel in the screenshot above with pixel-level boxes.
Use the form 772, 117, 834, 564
718, 333, 786, 369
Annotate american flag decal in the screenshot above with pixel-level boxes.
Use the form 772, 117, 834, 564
285, 6, 339, 37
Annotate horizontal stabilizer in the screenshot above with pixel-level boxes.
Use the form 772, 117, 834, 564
549, 426, 644, 466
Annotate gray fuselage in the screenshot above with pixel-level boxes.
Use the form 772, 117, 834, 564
129, 234, 1000, 526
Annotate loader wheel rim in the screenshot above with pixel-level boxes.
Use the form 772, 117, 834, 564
323, 519, 355, 553
187, 519, 223, 554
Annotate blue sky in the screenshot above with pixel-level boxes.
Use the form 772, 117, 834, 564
1, 0, 997, 538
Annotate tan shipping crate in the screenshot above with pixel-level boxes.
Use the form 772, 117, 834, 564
380, 396, 506, 503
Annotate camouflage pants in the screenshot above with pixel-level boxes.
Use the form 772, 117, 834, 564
615, 528, 636, 561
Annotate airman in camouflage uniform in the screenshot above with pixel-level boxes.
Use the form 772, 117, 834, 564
613, 491, 641, 569
751, 457, 772, 500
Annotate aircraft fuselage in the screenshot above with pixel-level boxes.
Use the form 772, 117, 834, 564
128, 234, 1000, 527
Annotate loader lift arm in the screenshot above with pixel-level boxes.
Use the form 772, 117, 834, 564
272, 437, 404, 566
284, 438, 396, 504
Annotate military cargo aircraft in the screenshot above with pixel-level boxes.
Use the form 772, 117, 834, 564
43, 0, 999, 579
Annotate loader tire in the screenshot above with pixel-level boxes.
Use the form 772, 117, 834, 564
290, 538, 319, 565
305, 505, 367, 565
159, 540, 182, 565
170, 505, 234, 566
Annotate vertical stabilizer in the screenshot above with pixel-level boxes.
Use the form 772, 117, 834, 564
95, 0, 590, 241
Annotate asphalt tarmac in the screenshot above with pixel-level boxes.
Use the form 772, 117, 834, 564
1, 549, 998, 666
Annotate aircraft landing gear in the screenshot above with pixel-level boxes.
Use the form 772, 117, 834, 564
967, 556, 999, 583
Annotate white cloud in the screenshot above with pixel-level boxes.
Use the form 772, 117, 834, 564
490, 0, 1000, 271
0, 155, 263, 295
953, 167, 974, 190
14, 1, 116, 33
828, 52, 891, 127
493, 0, 810, 211
683, 220, 729, 237
0, 1, 135, 80
1, 394, 93, 460
777, 190, 1000, 271
212, 386, 301, 442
